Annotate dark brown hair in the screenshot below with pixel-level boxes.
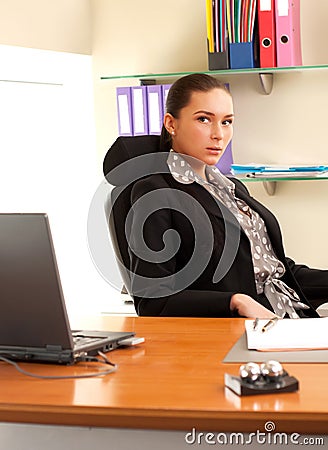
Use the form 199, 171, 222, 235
160, 73, 231, 150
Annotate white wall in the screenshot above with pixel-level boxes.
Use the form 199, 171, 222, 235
0, 0, 132, 316
0, 0, 91, 54
0, 45, 120, 317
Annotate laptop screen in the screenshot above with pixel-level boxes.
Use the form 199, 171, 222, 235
0, 213, 73, 349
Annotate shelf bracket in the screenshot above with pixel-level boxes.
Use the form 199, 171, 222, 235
139, 79, 156, 86
259, 73, 273, 95
263, 181, 277, 195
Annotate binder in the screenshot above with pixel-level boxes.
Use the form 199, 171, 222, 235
275, 0, 302, 67
216, 141, 233, 174
258, 0, 276, 68
161, 84, 172, 114
131, 86, 148, 136
227, 0, 257, 69
215, 82, 233, 174
146, 85, 163, 135
206, 0, 229, 70
116, 87, 133, 136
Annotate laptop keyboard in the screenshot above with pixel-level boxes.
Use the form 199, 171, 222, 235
73, 335, 100, 347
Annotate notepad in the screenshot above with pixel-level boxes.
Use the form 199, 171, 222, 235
245, 318, 328, 351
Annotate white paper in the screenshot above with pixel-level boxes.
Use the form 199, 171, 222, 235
260, 0, 272, 12
245, 318, 328, 351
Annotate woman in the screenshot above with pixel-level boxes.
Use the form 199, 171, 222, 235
128, 73, 328, 318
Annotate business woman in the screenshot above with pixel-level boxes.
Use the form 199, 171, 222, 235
128, 73, 328, 318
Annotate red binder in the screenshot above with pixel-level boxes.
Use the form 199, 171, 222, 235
258, 0, 276, 68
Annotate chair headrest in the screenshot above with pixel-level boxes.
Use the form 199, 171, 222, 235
103, 135, 169, 186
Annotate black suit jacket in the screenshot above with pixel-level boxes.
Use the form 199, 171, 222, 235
128, 173, 327, 317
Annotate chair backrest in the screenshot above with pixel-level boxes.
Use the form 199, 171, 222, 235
103, 134, 233, 295
103, 135, 166, 294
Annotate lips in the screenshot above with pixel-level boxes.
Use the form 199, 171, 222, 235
206, 147, 223, 154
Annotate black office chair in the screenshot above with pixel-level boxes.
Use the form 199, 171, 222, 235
103, 136, 328, 316
103, 135, 169, 297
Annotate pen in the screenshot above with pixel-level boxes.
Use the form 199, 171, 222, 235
261, 317, 279, 333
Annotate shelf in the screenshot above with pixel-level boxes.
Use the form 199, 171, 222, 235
101, 64, 328, 95
234, 175, 328, 195
101, 64, 328, 80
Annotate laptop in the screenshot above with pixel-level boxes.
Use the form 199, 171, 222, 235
0, 213, 136, 364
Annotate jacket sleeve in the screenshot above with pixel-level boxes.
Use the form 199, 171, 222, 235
234, 176, 328, 308
286, 257, 328, 304
128, 177, 235, 317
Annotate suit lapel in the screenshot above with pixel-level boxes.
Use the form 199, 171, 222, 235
233, 182, 285, 259
176, 180, 242, 230
168, 176, 286, 260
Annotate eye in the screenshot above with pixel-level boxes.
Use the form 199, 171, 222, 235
197, 116, 210, 123
222, 119, 233, 126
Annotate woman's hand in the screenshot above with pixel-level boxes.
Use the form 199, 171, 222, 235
230, 293, 276, 319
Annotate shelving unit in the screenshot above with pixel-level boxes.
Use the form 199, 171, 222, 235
101, 64, 328, 95
103, 65, 328, 194
234, 174, 328, 195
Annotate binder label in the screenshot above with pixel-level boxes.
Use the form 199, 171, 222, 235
260, 0, 272, 11
118, 94, 131, 134
132, 88, 145, 134
277, 0, 289, 17
148, 92, 161, 134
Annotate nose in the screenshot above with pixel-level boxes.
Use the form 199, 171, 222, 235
211, 122, 224, 141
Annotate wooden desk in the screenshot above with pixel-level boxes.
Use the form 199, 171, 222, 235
0, 316, 327, 435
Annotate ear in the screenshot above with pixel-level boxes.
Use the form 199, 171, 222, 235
163, 113, 177, 135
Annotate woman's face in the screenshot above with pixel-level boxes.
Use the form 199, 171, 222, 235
165, 88, 234, 167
